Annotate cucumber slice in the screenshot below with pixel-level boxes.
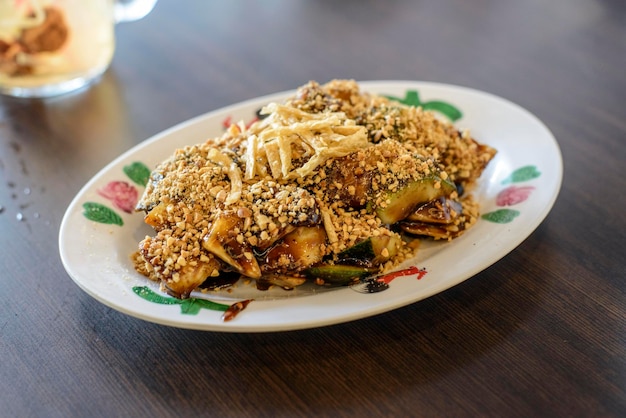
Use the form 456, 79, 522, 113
337, 235, 401, 265
261, 226, 326, 273
405, 196, 463, 224
375, 175, 456, 225
304, 264, 378, 286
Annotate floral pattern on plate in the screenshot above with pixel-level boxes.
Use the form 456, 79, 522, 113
82, 161, 150, 225
60, 81, 562, 331
81, 90, 518, 319
481, 165, 542, 224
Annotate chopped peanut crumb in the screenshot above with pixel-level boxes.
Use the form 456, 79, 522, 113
132, 79, 496, 297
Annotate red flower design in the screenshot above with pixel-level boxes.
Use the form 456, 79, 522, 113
221, 116, 233, 129
496, 185, 535, 206
245, 116, 260, 129
98, 181, 138, 213
222, 115, 260, 130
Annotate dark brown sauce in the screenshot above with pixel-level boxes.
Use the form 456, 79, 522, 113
255, 279, 272, 291
222, 299, 253, 322
198, 272, 240, 291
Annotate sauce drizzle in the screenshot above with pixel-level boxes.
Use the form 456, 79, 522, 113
377, 266, 427, 284
221, 299, 253, 322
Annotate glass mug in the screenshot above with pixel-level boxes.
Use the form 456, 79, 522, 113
0, 0, 156, 98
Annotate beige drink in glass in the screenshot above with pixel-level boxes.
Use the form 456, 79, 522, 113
0, 0, 155, 97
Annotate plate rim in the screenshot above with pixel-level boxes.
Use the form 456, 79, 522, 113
59, 80, 563, 332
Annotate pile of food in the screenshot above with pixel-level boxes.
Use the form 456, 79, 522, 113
132, 80, 496, 298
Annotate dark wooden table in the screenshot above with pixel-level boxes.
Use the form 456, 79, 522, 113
2, 1, 624, 416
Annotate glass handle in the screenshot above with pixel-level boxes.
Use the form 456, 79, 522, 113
114, 0, 158, 23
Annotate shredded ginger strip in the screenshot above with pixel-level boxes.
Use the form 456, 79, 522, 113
243, 103, 370, 180
207, 148, 242, 205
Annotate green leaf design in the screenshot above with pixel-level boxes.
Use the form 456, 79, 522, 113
422, 101, 463, 122
391, 90, 420, 107
481, 209, 520, 224
132, 286, 230, 315
180, 299, 229, 315
180, 298, 230, 315
133, 286, 179, 305
123, 162, 151, 186
82, 202, 123, 226
502, 165, 541, 184
385, 90, 463, 121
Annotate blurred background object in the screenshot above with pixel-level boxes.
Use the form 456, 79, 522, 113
0, 0, 157, 98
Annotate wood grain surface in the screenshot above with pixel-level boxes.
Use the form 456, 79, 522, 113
1, 1, 624, 417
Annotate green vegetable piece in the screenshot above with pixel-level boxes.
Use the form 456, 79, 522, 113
123, 161, 151, 186
305, 265, 378, 286
82, 202, 123, 226
338, 239, 376, 261
375, 175, 456, 225
338, 235, 400, 265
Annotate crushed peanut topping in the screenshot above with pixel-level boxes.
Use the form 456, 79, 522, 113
132, 79, 496, 298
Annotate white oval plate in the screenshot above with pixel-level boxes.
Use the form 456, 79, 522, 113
59, 81, 562, 332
